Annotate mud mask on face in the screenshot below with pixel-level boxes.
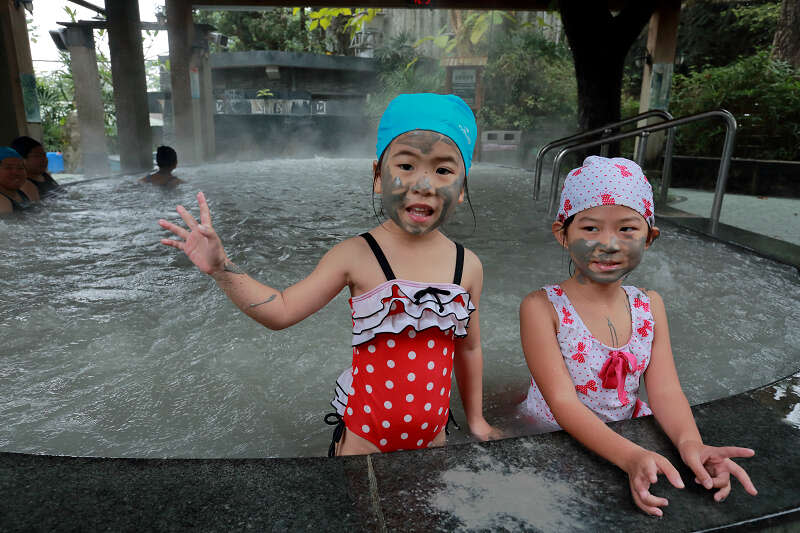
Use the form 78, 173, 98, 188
379, 159, 464, 235
569, 235, 646, 284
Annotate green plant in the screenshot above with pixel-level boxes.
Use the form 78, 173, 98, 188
477, 27, 577, 131
367, 33, 444, 120
670, 51, 800, 160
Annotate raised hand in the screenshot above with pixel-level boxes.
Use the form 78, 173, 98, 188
159, 191, 228, 275
624, 448, 685, 516
678, 440, 757, 501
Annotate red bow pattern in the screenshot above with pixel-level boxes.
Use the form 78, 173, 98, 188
598, 350, 638, 405
633, 297, 649, 312
601, 194, 615, 205
561, 307, 574, 325
571, 342, 587, 363
637, 359, 647, 372
572, 168, 582, 176
381, 284, 407, 304
575, 380, 597, 395
615, 164, 633, 177
637, 320, 653, 338
642, 198, 652, 218
563, 198, 573, 214
554, 286, 564, 296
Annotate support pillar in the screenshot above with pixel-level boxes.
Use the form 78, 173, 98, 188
64, 26, 110, 176
638, 0, 681, 162
0, 0, 42, 144
166, 0, 197, 165
106, 0, 152, 173
196, 43, 216, 161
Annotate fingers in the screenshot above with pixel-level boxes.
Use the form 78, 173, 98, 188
197, 191, 212, 227
631, 478, 668, 517
655, 455, 685, 489
683, 452, 714, 490
176, 204, 198, 229
708, 471, 732, 502
160, 238, 184, 251
726, 459, 758, 496
158, 219, 189, 241
715, 446, 755, 459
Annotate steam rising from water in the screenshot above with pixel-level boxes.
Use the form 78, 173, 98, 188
0, 159, 797, 457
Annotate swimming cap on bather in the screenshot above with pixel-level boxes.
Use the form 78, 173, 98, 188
0, 147, 23, 163
557, 156, 655, 227
376, 93, 477, 174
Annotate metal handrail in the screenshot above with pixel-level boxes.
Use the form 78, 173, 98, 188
533, 109, 674, 200
547, 109, 737, 236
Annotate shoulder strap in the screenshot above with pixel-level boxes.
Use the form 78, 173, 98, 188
453, 242, 464, 285
360, 232, 396, 281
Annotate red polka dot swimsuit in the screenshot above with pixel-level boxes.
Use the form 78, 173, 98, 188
329, 233, 474, 453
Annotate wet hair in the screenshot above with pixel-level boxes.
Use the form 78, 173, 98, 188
10, 136, 42, 158
156, 146, 177, 168
370, 149, 477, 233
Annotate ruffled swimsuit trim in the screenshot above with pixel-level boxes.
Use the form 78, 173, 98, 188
350, 279, 475, 346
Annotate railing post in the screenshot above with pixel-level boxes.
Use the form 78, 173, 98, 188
636, 131, 650, 168
659, 127, 675, 206
709, 112, 737, 235
600, 128, 612, 157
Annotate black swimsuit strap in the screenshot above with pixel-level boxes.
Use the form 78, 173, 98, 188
453, 242, 464, 285
360, 232, 396, 281
0, 190, 21, 207
361, 233, 465, 285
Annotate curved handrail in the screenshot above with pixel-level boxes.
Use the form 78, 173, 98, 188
533, 109, 674, 200
547, 109, 737, 235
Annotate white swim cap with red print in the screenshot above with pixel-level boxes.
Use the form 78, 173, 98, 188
556, 156, 655, 227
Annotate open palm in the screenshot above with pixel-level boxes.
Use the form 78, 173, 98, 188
158, 191, 227, 275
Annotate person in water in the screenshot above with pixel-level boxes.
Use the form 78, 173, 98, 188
10, 136, 62, 198
520, 156, 757, 515
140, 145, 183, 186
159, 93, 500, 455
0, 147, 37, 214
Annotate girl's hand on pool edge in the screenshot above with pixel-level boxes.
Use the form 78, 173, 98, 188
678, 440, 757, 501
158, 191, 228, 275
468, 417, 504, 441
624, 448, 685, 516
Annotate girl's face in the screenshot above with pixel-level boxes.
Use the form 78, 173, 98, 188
553, 205, 659, 285
24, 145, 48, 175
374, 130, 465, 235
0, 157, 28, 190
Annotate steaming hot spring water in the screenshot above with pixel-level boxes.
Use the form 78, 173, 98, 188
1, 159, 798, 458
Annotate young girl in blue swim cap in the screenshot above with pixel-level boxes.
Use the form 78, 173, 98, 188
520, 156, 757, 515
160, 93, 500, 455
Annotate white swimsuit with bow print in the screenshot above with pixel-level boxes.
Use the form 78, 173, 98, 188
524, 284, 654, 433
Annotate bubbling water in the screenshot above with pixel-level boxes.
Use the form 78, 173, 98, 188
0, 159, 797, 458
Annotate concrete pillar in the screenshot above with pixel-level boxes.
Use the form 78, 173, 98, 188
106, 0, 152, 173
0, 0, 42, 144
64, 26, 110, 176
166, 0, 197, 165
638, 0, 681, 162
196, 41, 216, 161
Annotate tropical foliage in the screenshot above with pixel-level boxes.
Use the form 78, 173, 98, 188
670, 51, 800, 160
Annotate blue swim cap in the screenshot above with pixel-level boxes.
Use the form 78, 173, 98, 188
376, 93, 478, 174
0, 147, 23, 162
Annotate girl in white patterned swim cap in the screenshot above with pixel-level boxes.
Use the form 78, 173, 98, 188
520, 156, 757, 516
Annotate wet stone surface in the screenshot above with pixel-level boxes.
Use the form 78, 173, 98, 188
2, 371, 799, 532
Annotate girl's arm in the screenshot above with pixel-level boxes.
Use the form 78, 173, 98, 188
159, 191, 349, 330
644, 290, 757, 501
453, 250, 501, 441
521, 290, 685, 516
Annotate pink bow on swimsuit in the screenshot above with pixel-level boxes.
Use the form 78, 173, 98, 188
598, 350, 638, 406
